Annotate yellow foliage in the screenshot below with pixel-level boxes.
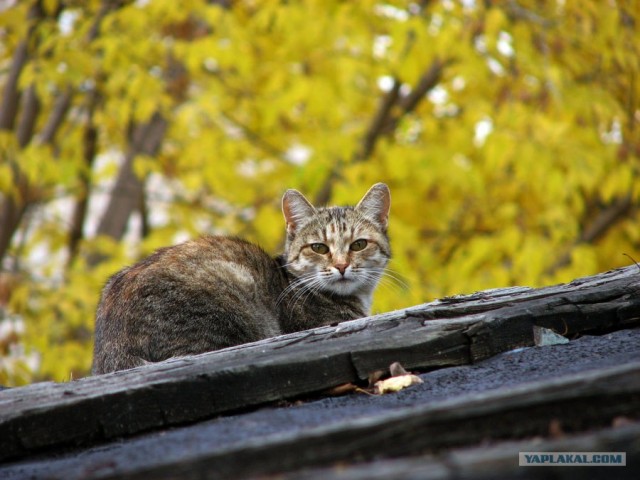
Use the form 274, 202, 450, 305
0, 0, 638, 386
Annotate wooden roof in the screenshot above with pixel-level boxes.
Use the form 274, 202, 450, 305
1, 265, 639, 478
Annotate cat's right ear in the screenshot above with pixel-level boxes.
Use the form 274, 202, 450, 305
282, 189, 316, 234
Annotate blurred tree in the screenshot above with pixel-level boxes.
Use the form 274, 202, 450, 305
0, 0, 637, 385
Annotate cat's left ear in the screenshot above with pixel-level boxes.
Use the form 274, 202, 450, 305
356, 183, 391, 230
282, 189, 316, 234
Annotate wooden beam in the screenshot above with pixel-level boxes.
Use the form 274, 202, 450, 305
74, 362, 640, 479
1, 266, 639, 461
273, 422, 640, 480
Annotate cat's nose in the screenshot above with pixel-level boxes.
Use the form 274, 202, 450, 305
334, 263, 349, 275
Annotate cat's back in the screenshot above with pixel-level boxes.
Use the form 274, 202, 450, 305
103, 236, 282, 301
142, 235, 280, 286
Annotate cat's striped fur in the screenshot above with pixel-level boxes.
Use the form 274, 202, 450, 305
92, 183, 391, 374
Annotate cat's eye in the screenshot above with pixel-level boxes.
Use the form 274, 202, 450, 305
310, 243, 330, 254
350, 239, 368, 251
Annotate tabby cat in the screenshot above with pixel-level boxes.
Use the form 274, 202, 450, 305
92, 183, 391, 374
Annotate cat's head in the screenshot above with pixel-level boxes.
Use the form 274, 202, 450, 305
281, 183, 391, 298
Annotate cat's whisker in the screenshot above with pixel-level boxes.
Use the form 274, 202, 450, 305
299, 280, 325, 308
284, 277, 327, 318
367, 276, 404, 295
285, 275, 324, 302
352, 270, 407, 295
277, 260, 298, 270
276, 273, 318, 307
365, 267, 410, 290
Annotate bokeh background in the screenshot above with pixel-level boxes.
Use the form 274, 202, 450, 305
0, 0, 638, 385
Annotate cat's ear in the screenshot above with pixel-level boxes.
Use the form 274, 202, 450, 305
356, 183, 390, 229
282, 189, 316, 234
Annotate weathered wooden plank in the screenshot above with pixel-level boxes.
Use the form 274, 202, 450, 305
276, 423, 640, 480
0, 265, 638, 461
0, 347, 358, 460
93, 362, 640, 480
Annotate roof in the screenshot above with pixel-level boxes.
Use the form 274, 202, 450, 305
1, 265, 639, 478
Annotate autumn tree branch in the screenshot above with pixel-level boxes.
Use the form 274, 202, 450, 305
36, 88, 73, 145
221, 112, 284, 158
65, 1, 128, 264
360, 79, 402, 161
90, 111, 168, 266
45, 2, 121, 129
16, 86, 41, 147
67, 89, 100, 266
0, 3, 43, 130
0, 0, 124, 268
547, 195, 636, 276
395, 59, 447, 124
0, 2, 46, 266
315, 58, 448, 205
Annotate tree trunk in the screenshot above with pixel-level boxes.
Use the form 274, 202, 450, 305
88, 112, 167, 265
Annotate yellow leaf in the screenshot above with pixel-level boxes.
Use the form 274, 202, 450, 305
374, 374, 423, 394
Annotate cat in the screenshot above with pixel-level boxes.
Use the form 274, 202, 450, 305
92, 183, 391, 374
